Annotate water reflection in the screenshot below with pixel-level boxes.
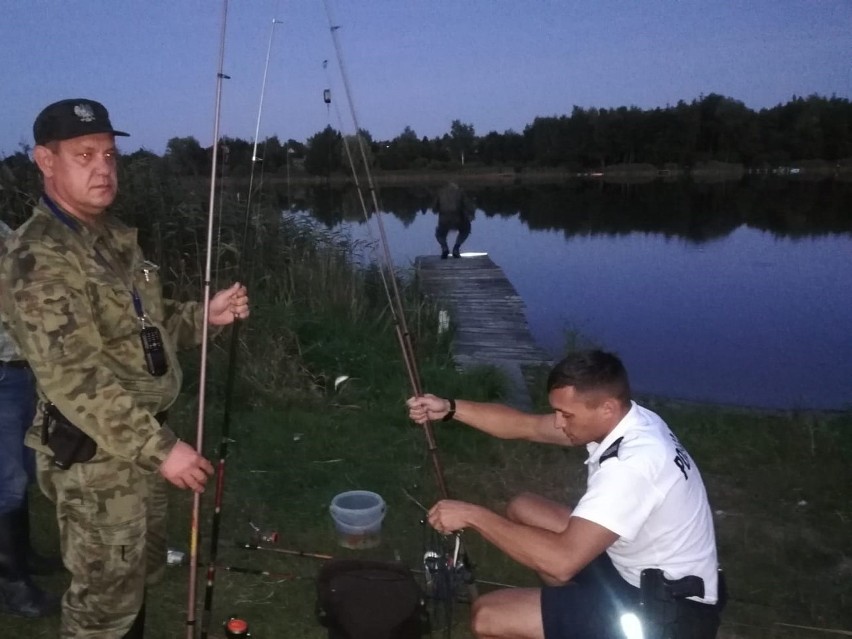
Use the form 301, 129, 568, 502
284, 177, 852, 242
281, 179, 852, 410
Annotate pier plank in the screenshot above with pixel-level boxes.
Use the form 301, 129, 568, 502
415, 254, 552, 409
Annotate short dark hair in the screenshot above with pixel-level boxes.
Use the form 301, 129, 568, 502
546, 349, 631, 405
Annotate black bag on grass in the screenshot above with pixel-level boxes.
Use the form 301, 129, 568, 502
316, 559, 427, 639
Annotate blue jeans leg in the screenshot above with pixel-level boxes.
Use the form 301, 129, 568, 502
0, 366, 37, 515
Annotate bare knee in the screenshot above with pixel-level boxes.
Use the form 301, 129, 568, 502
506, 493, 571, 532
470, 597, 497, 638
470, 589, 544, 639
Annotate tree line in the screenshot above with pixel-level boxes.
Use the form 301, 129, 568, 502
2, 93, 851, 182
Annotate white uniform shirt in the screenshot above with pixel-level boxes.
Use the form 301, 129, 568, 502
571, 402, 719, 603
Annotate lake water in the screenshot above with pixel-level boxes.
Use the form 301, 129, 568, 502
297, 179, 852, 411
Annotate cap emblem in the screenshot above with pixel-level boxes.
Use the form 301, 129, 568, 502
74, 103, 96, 123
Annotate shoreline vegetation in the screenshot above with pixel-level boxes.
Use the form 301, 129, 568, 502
5, 93, 852, 188
2, 158, 850, 637
227, 158, 852, 189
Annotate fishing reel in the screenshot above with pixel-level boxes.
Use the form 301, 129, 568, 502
423, 550, 442, 591
420, 517, 475, 596
421, 530, 478, 638
423, 548, 471, 601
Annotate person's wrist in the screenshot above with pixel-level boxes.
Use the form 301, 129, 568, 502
442, 398, 456, 422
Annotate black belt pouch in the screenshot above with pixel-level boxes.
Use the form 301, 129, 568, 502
43, 403, 98, 470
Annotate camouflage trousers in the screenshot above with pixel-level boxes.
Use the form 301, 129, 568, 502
36, 450, 169, 638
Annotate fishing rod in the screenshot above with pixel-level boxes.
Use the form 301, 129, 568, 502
322, 48, 477, 629
219, 565, 303, 581
321, 28, 470, 618
236, 541, 335, 561
187, 1, 230, 637
248, 19, 284, 203
321, 0, 449, 500
198, 14, 284, 639
321, 0, 478, 609
236, 540, 516, 589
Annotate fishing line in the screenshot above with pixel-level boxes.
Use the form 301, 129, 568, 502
198, 12, 284, 639
321, 62, 396, 300
321, 0, 479, 610
187, 1, 230, 637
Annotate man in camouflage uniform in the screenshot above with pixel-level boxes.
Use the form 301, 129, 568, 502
0, 99, 250, 638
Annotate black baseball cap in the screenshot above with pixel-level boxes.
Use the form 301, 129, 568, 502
33, 98, 130, 145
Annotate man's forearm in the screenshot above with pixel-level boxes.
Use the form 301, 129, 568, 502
453, 399, 556, 443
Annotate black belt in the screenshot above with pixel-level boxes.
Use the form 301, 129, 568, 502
0, 360, 30, 369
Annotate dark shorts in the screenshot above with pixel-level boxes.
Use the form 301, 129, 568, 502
541, 555, 723, 639
541, 553, 640, 639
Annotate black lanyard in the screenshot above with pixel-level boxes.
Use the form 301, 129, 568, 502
42, 194, 147, 323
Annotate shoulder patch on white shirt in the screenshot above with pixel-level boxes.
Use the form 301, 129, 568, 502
600, 436, 624, 464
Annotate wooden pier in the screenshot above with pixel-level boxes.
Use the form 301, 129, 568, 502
414, 254, 552, 409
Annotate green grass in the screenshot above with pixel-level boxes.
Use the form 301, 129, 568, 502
13, 373, 852, 638
660, 406, 852, 638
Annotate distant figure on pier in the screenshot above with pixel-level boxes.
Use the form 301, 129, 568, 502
433, 182, 475, 259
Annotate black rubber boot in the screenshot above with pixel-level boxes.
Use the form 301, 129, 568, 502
121, 599, 146, 639
0, 512, 61, 618
15, 495, 63, 575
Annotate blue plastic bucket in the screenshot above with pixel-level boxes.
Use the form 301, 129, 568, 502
329, 490, 386, 549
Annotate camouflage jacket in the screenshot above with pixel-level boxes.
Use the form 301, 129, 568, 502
0, 200, 205, 472
0, 220, 23, 361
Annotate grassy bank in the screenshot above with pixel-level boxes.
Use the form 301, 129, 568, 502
6, 175, 851, 637
18, 378, 852, 638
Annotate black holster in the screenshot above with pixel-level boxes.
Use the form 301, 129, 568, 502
40, 403, 97, 470
639, 568, 706, 638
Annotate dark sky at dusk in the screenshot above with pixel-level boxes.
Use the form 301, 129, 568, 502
2, 0, 850, 155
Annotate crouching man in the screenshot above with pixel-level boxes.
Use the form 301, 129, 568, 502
407, 350, 723, 639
